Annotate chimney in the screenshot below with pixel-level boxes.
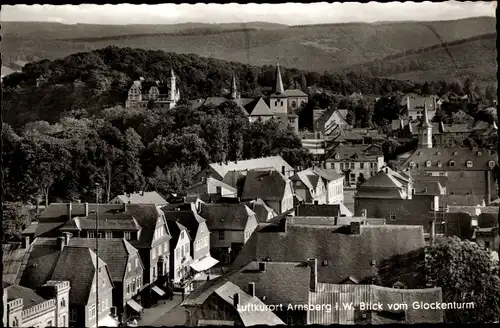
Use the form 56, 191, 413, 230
123, 203, 128, 212
307, 258, 318, 291
279, 217, 288, 233
67, 203, 73, 219
140, 191, 145, 196
57, 236, 65, 251
63, 232, 71, 246
84, 202, 89, 217
281, 165, 286, 176
350, 221, 361, 235
233, 293, 240, 308
216, 186, 222, 196
362, 209, 367, 218
22, 236, 30, 249
259, 262, 266, 272
248, 282, 256, 297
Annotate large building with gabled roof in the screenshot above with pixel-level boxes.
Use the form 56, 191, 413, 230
125, 69, 180, 110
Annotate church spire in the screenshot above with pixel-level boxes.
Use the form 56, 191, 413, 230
274, 61, 285, 95
230, 71, 238, 99
418, 102, 433, 148
420, 102, 431, 128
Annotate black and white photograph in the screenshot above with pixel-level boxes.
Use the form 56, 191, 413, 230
1, 1, 498, 326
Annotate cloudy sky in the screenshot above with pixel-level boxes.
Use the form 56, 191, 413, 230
1, 2, 495, 25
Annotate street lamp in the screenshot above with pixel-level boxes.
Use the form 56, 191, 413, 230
95, 183, 100, 328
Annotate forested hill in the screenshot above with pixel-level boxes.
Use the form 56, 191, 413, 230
2, 46, 469, 129
2, 17, 495, 73
344, 33, 497, 88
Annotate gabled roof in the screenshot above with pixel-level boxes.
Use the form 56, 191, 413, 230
113, 191, 168, 205
413, 180, 445, 196
312, 168, 344, 181
206, 156, 293, 181
199, 203, 255, 230
244, 199, 277, 224
66, 238, 141, 283
244, 98, 274, 116
60, 214, 142, 232
185, 177, 237, 196
162, 207, 205, 241
283, 89, 308, 97
296, 204, 352, 217
6, 284, 48, 308
241, 170, 290, 201
2, 243, 29, 285
182, 261, 310, 307
231, 224, 425, 285
165, 220, 189, 247
213, 281, 286, 326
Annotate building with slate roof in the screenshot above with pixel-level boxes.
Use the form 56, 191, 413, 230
125, 70, 180, 110
182, 261, 310, 325
199, 203, 259, 264
19, 239, 116, 328
164, 219, 193, 289
2, 240, 31, 285
241, 169, 295, 214
231, 218, 425, 288
400, 94, 439, 121
296, 203, 353, 217
185, 281, 285, 326
63, 237, 145, 323
184, 177, 238, 199
324, 144, 385, 186
22, 202, 172, 308
4, 281, 71, 328
243, 198, 278, 224
290, 168, 327, 204
188, 64, 305, 133
399, 105, 498, 203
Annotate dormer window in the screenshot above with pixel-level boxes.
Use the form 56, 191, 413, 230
418, 152, 423, 156
453, 151, 458, 156
425, 161, 431, 167
489, 161, 496, 168
466, 161, 473, 168
449, 160, 455, 167
296, 181, 302, 187
477, 151, 482, 156
437, 161, 442, 167
409, 161, 415, 168
436, 151, 441, 156
335, 154, 340, 160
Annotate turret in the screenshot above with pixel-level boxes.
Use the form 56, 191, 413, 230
418, 102, 433, 148
274, 61, 285, 95
230, 71, 239, 100
169, 69, 176, 102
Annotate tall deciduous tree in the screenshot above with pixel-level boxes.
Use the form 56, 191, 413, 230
3, 202, 33, 242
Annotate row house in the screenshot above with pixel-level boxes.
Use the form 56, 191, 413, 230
165, 220, 193, 292
4, 281, 70, 328
324, 144, 385, 186
19, 239, 116, 328
162, 204, 218, 282
22, 203, 172, 308
64, 238, 145, 324
194, 156, 295, 187
125, 70, 180, 110
241, 169, 295, 214
199, 203, 258, 264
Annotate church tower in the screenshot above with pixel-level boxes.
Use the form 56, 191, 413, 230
269, 61, 288, 114
418, 102, 433, 148
169, 68, 177, 102
229, 71, 239, 100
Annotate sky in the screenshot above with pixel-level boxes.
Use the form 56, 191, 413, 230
1, 2, 496, 25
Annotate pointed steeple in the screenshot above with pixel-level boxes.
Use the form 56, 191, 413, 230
274, 61, 285, 95
230, 71, 238, 99
419, 102, 431, 128
170, 68, 176, 79
418, 101, 433, 148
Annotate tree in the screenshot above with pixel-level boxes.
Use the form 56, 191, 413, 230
300, 74, 307, 91
381, 139, 400, 161
356, 173, 366, 188
162, 163, 201, 195
3, 202, 33, 242
485, 85, 496, 103
426, 236, 500, 323
342, 169, 352, 187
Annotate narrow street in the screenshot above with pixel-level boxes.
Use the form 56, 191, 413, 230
137, 295, 187, 326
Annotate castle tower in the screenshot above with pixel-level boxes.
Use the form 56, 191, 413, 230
169, 69, 177, 102
418, 102, 433, 148
269, 61, 288, 114
41, 281, 71, 327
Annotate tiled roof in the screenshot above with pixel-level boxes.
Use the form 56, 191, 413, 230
6, 285, 48, 308
326, 144, 382, 161
20, 238, 61, 290
312, 168, 343, 181
413, 180, 445, 196
66, 238, 140, 283
244, 199, 277, 224
401, 95, 439, 111
113, 191, 168, 205
290, 169, 317, 190
60, 214, 141, 231
308, 283, 443, 324
162, 207, 203, 240
440, 194, 485, 208
443, 124, 470, 133
286, 216, 374, 226
199, 203, 255, 230
447, 205, 497, 216
165, 220, 189, 246
244, 98, 274, 116
412, 175, 448, 189
231, 224, 425, 285
284, 89, 308, 97
207, 156, 293, 181
50, 246, 111, 306
241, 170, 290, 201
213, 281, 286, 326
356, 171, 406, 199
402, 147, 497, 171
182, 261, 310, 307
296, 204, 347, 217
2, 243, 29, 285
410, 122, 441, 135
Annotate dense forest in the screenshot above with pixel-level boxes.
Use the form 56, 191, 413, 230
2, 46, 474, 129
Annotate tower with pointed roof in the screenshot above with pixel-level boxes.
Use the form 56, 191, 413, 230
229, 71, 240, 100
418, 102, 433, 148
169, 68, 177, 103
269, 61, 288, 114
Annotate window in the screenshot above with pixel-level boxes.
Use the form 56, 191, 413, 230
449, 160, 455, 167
439, 172, 446, 176
180, 231, 184, 239
152, 248, 156, 259
359, 163, 364, 169
105, 231, 113, 239
204, 237, 208, 247
88, 231, 95, 238
466, 161, 473, 168
350, 163, 355, 169
340, 163, 344, 170
437, 161, 442, 168
489, 161, 496, 168
485, 241, 490, 249
280, 101, 283, 106
128, 262, 131, 272
127, 283, 130, 294
219, 231, 225, 240
89, 304, 96, 318
135, 258, 138, 268
331, 163, 336, 169
61, 297, 66, 307
425, 161, 431, 167
291, 101, 297, 108
370, 163, 375, 169
97, 232, 103, 239
390, 212, 396, 221
124, 231, 131, 240
409, 161, 415, 168
70, 310, 77, 322
350, 173, 355, 181
47, 320, 53, 326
